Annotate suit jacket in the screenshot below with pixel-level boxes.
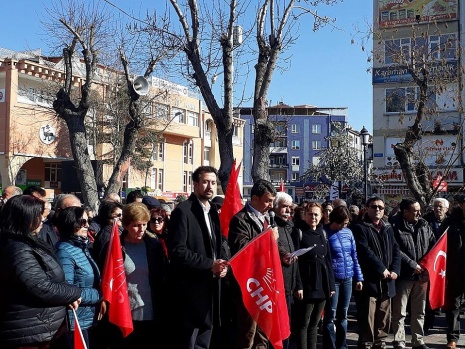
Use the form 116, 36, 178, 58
167, 193, 226, 328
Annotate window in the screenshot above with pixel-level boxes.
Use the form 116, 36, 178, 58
172, 108, 185, 123
291, 140, 300, 150
312, 140, 321, 150
187, 111, 198, 126
291, 124, 299, 133
45, 163, 60, 182
154, 104, 169, 119
292, 157, 300, 166
204, 146, 211, 162
184, 142, 193, 164
386, 86, 436, 113
292, 172, 300, 181
205, 121, 212, 139
151, 168, 156, 189
385, 34, 457, 64
157, 169, 164, 190
152, 142, 164, 161
312, 124, 321, 134
233, 125, 239, 137
183, 171, 188, 192
271, 139, 286, 148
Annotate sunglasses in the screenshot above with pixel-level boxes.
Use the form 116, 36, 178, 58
150, 217, 164, 224
80, 218, 90, 226
370, 205, 385, 210
111, 213, 122, 219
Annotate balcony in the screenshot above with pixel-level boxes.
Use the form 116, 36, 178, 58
269, 146, 288, 154
269, 164, 289, 168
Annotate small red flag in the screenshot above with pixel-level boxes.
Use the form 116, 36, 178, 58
219, 160, 243, 237
101, 222, 134, 337
72, 309, 87, 349
229, 228, 290, 349
279, 179, 285, 192
419, 229, 448, 310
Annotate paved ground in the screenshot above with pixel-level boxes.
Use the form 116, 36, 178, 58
337, 303, 464, 349
291, 303, 465, 349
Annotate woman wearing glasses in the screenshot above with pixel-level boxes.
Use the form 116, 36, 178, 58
148, 207, 169, 258
55, 206, 103, 349
322, 205, 363, 349
91, 200, 123, 270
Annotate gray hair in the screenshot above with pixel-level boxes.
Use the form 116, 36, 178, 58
433, 197, 449, 208
273, 191, 293, 207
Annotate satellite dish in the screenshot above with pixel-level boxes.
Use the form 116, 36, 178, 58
132, 76, 149, 96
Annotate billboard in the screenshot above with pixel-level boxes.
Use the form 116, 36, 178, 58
378, 0, 458, 28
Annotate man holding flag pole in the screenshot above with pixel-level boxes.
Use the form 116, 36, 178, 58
229, 179, 290, 349
432, 195, 465, 349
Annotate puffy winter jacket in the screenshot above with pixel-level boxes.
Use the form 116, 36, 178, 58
56, 236, 102, 331
0, 232, 82, 347
324, 225, 364, 282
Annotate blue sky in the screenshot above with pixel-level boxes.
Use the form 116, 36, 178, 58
0, 0, 373, 133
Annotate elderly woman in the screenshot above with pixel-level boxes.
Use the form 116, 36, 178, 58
292, 201, 335, 349
0, 195, 82, 349
55, 206, 103, 349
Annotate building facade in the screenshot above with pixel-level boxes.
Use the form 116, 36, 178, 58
241, 103, 364, 202
372, 0, 462, 206
0, 48, 243, 201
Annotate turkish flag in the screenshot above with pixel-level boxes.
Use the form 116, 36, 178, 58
72, 309, 88, 349
101, 221, 134, 337
219, 159, 243, 237
419, 229, 448, 309
229, 228, 290, 349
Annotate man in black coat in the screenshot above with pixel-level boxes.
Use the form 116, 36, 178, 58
352, 196, 401, 349
437, 195, 465, 349
167, 166, 229, 349
273, 191, 302, 349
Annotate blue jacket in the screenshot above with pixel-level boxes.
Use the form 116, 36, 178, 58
56, 236, 102, 331
324, 225, 364, 282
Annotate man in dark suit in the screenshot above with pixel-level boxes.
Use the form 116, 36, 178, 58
167, 166, 229, 349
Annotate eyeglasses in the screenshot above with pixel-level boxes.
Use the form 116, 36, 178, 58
111, 213, 122, 220
80, 218, 90, 226
150, 217, 164, 224
370, 205, 385, 210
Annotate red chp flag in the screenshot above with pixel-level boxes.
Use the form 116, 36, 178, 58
219, 159, 243, 238
72, 309, 88, 349
419, 229, 448, 310
101, 222, 134, 337
229, 228, 290, 349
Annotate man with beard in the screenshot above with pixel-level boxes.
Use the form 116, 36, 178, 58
167, 166, 229, 349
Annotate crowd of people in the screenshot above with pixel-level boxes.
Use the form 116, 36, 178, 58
0, 168, 464, 349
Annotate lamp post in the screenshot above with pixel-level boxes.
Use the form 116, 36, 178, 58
360, 126, 370, 204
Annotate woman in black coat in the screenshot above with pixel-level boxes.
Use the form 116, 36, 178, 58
0, 195, 82, 349
292, 201, 335, 349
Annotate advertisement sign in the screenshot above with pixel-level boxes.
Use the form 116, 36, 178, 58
378, 0, 458, 28
373, 167, 463, 184
372, 60, 458, 84
385, 135, 459, 167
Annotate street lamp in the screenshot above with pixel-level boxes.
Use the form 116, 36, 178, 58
360, 126, 370, 204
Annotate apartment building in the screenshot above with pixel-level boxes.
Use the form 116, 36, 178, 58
240, 102, 364, 202
0, 47, 243, 200
372, 0, 462, 204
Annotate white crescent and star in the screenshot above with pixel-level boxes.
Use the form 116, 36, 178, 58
433, 250, 446, 278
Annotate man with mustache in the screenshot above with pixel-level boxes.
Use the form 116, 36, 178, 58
167, 166, 229, 349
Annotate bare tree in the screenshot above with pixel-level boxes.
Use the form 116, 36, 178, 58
46, 0, 176, 210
